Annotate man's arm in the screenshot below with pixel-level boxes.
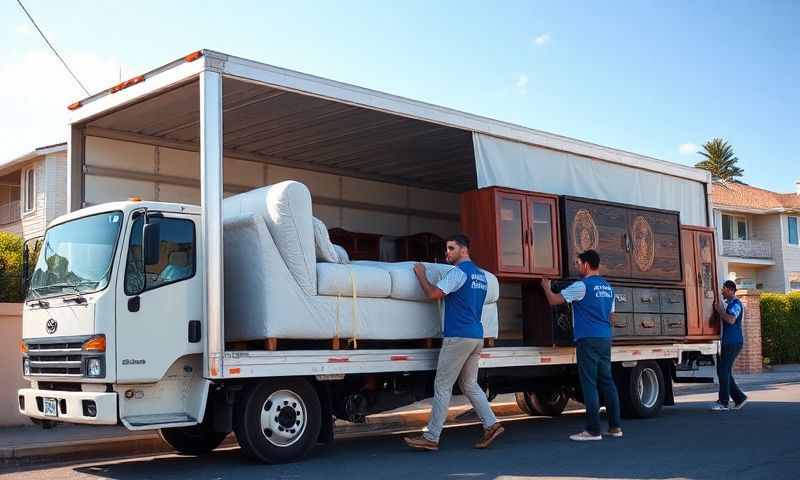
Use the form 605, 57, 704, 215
714, 300, 739, 325
542, 279, 586, 306
414, 263, 445, 301
540, 278, 565, 305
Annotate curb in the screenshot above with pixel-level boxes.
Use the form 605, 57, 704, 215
0, 402, 524, 467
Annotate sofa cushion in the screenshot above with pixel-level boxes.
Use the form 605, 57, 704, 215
317, 263, 391, 298
313, 217, 339, 263
333, 244, 350, 264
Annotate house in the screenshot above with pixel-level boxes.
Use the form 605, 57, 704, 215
0, 143, 68, 241
712, 180, 800, 292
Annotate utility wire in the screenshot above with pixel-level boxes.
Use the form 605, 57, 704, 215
16, 0, 90, 96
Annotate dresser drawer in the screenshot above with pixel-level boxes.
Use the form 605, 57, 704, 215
660, 289, 686, 314
633, 288, 661, 313
662, 314, 686, 336
612, 313, 634, 337
613, 287, 634, 313
634, 313, 662, 336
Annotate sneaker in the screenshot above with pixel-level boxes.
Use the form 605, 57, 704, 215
570, 431, 602, 441
403, 434, 439, 451
605, 427, 623, 438
710, 402, 730, 411
732, 398, 748, 410
474, 422, 505, 449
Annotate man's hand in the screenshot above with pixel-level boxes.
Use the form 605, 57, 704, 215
713, 300, 725, 315
413, 263, 426, 278
541, 278, 552, 293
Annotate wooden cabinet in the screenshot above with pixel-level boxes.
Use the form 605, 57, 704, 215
562, 198, 681, 283
682, 226, 721, 338
461, 187, 561, 280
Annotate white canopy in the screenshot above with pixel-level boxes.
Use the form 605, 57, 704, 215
474, 133, 709, 226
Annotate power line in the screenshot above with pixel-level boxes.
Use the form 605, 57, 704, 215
16, 0, 90, 96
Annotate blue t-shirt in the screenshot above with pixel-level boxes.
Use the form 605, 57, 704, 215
561, 276, 614, 341
436, 260, 487, 339
722, 297, 744, 345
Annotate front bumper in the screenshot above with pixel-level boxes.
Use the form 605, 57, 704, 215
18, 388, 118, 425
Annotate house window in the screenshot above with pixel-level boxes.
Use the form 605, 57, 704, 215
23, 168, 35, 213
789, 216, 799, 246
721, 214, 747, 240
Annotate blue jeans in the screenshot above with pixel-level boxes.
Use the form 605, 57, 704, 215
717, 343, 746, 405
576, 338, 622, 435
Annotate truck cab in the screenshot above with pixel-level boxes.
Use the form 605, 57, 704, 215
18, 200, 208, 429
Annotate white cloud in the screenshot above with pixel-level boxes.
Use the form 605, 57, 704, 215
0, 50, 134, 159
534, 33, 551, 46
679, 143, 699, 155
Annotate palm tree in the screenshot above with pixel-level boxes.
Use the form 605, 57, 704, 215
695, 138, 744, 181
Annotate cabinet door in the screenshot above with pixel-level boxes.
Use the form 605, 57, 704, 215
629, 210, 681, 282
564, 199, 630, 278
682, 228, 702, 335
527, 196, 559, 276
495, 192, 529, 273
695, 231, 720, 336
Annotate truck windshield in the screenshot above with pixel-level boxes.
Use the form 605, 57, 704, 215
28, 211, 124, 300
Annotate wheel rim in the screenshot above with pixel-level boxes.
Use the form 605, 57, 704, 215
260, 389, 307, 447
636, 368, 659, 409
542, 390, 564, 406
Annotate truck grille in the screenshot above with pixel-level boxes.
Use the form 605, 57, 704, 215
25, 336, 90, 377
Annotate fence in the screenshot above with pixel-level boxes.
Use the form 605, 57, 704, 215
0, 201, 21, 225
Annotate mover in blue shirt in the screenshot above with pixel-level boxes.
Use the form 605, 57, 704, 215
542, 249, 623, 441
403, 234, 505, 451
711, 280, 748, 411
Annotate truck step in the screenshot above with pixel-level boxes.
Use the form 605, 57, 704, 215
123, 413, 196, 427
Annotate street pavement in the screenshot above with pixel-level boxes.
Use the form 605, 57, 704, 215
1, 377, 798, 479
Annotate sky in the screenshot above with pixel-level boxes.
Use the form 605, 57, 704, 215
1, 0, 798, 192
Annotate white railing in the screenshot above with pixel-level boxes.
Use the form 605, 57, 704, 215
722, 239, 772, 259
0, 201, 21, 225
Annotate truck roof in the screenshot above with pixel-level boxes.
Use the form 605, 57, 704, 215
66, 49, 710, 186
49, 201, 200, 228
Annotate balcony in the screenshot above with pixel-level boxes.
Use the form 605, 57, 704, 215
722, 239, 772, 259
0, 200, 21, 225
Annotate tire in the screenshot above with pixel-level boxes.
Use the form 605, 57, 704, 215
159, 423, 228, 456
515, 389, 569, 416
618, 361, 665, 419
234, 378, 321, 464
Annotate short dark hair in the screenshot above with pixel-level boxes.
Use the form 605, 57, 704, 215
723, 280, 737, 292
446, 234, 470, 249
577, 249, 600, 270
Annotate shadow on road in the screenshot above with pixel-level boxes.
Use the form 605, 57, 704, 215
59, 398, 799, 480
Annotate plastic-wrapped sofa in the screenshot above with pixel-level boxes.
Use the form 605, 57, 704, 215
222, 181, 499, 343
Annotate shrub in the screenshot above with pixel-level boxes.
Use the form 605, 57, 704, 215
760, 292, 800, 364
0, 232, 24, 302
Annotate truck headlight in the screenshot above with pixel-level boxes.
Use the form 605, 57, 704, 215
22, 358, 30, 376
86, 358, 104, 378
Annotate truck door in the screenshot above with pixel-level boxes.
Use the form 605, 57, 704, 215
115, 210, 203, 383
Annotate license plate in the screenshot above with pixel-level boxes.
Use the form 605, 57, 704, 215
43, 397, 58, 417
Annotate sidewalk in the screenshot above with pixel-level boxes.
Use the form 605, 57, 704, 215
1, 365, 797, 468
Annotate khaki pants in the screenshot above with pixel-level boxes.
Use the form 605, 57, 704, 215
423, 337, 497, 442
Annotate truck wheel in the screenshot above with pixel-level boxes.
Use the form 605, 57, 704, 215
515, 389, 569, 416
159, 424, 228, 455
234, 378, 321, 464
618, 361, 665, 419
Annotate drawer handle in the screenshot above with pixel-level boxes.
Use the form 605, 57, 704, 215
615, 294, 628, 302
641, 320, 656, 328
667, 298, 681, 304
614, 321, 628, 328
668, 321, 682, 328
640, 297, 653, 303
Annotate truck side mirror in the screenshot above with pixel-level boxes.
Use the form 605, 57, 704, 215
143, 222, 161, 266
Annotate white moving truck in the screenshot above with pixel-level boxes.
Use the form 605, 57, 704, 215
18, 50, 718, 464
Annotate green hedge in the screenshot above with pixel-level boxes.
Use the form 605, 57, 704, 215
760, 292, 800, 365
0, 232, 24, 303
